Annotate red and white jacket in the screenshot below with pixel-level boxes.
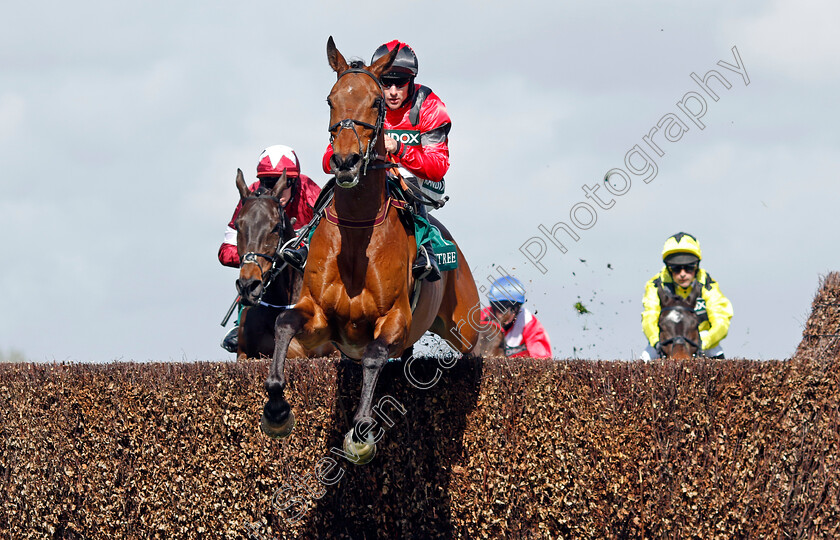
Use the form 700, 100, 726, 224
322, 85, 452, 182
480, 307, 553, 359
217, 175, 321, 268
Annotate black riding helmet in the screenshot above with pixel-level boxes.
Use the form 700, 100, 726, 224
372, 40, 418, 107
371, 40, 418, 77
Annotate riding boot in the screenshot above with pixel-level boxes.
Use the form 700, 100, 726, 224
221, 303, 244, 352
280, 243, 308, 273
221, 325, 239, 353
411, 200, 441, 282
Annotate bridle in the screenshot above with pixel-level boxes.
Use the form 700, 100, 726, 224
238, 193, 294, 307
658, 304, 702, 354
328, 67, 395, 187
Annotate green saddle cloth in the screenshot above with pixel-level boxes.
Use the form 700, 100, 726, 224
306, 180, 458, 272
412, 214, 458, 272
387, 178, 458, 272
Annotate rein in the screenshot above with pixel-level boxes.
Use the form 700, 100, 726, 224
658, 335, 701, 352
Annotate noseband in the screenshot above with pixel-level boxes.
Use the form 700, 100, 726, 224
328, 67, 394, 186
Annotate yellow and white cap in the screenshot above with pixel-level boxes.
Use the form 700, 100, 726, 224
661, 232, 701, 264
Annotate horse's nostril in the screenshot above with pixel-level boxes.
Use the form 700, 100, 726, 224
333, 153, 361, 171
237, 278, 262, 303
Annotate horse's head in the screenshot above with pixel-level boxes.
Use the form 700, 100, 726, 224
234, 168, 294, 306
657, 283, 702, 360
474, 322, 506, 358
325, 36, 398, 188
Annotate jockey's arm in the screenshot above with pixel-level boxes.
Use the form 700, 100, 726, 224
641, 277, 662, 347
394, 125, 451, 182
218, 200, 246, 268
322, 144, 334, 175
523, 316, 552, 359
387, 115, 451, 182
700, 282, 733, 350
322, 128, 450, 183
218, 229, 240, 268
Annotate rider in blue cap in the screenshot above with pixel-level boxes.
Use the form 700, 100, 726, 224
481, 276, 552, 358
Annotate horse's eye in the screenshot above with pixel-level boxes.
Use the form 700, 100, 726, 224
373, 97, 382, 109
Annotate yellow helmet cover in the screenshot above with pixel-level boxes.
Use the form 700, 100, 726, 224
661, 232, 702, 263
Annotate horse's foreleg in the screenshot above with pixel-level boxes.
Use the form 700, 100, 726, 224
355, 339, 389, 428
342, 309, 409, 464
340, 338, 390, 465
261, 308, 305, 438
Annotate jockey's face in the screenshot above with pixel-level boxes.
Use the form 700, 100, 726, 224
260, 175, 294, 206
491, 301, 521, 329
381, 74, 411, 110
668, 264, 697, 288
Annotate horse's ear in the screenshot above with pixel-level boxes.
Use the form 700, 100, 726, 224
658, 284, 677, 308
687, 280, 702, 308
327, 36, 349, 76
368, 44, 398, 79
235, 168, 250, 200
656, 284, 668, 305
269, 169, 288, 199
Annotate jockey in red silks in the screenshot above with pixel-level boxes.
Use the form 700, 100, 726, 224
218, 145, 322, 352
480, 276, 553, 359
218, 145, 321, 268
282, 40, 452, 283
481, 276, 551, 358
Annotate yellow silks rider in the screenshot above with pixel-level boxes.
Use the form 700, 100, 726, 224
640, 232, 734, 360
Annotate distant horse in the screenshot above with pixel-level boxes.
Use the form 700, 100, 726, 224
656, 282, 702, 360
259, 37, 482, 463
233, 169, 334, 362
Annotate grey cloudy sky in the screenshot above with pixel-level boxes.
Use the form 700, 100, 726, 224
2, 0, 837, 362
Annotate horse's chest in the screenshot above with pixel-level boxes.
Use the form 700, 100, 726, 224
317, 287, 391, 331
332, 317, 377, 360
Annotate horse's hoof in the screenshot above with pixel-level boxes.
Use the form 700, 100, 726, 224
260, 410, 295, 439
342, 430, 376, 465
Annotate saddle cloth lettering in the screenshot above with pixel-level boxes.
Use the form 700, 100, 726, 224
412, 214, 458, 272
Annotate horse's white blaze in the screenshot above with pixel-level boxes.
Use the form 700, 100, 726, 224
664, 310, 683, 324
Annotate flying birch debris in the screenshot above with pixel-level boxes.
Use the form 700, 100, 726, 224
574, 301, 591, 314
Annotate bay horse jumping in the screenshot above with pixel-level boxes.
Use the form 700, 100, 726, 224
656, 282, 702, 360
233, 169, 334, 361
259, 37, 482, 463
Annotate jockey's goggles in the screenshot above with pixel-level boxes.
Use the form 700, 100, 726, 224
380, 74, 412, 88
260, 175, 296, 189
667, 263, 698, 274
490, 300, 521, 314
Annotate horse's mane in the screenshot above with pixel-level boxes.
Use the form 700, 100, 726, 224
348, 59, 367, 69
